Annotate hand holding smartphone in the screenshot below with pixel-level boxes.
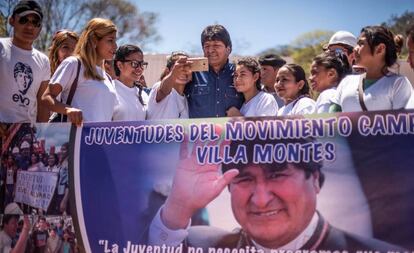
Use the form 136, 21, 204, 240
188, 57, 209, 72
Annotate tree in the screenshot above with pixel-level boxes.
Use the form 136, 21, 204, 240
381, 11, 414, 56
0, 0, 160, 52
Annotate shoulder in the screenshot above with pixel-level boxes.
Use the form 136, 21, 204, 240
297, 96, 315, 106
0, 38, 11, 49
322, 225, 406, 251
187, 226, 242, 249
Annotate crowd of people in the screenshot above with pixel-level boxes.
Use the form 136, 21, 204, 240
0, 1, 413, 126
1, 141, 70, 216
1, 210, 77, 253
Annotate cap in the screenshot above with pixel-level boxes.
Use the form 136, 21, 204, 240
4, 202, 23, 215
20, 141, 30, 149
12, 0, 43, 20
12, 147, 20, 154
325, 31, 357, 49
258, 54, 286, 68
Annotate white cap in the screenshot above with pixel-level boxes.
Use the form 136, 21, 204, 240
4, 202, 23, 215
12, 147, 20, 154
20, 141, 30, 149
327, 31, 357, 48
18, 10, 42, 19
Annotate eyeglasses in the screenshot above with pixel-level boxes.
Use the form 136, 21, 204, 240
121, 60, 148, 69
17, 15, 42, 28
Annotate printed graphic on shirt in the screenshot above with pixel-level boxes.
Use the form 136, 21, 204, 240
12, 62, 33, 107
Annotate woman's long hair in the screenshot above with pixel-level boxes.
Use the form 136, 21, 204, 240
75, 18, 117, 80
48, 30, 79, 75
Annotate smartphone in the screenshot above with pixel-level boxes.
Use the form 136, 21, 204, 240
188, 57, 209, 72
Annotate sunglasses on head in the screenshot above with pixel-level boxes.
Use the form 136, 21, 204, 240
17, 15, 41, 28
121, 60, 148, 69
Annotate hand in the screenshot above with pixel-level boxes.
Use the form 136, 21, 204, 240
162, 136, 239, 229
170, 57, 192, 85
22, 215, 31, 233
65, 107, 83, 126
226, 106, 243, 117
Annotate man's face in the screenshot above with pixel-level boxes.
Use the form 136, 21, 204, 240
229, 164, 320, 248
260, 65, 278, 90
38, 219, 46, 230
16, 72, 29, 91
202, 40, 230, 69
9, 14, 42, 45
407, 36, 414, 70
3, 217, 19, 238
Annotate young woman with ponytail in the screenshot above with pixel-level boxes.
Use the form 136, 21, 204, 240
331, 25, 412, 112
41, 18, 118, 125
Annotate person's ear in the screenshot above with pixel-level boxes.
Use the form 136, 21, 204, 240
9, 16, 15, 27
253, 72, 260, 83
375, 43, 386, 56
297, 80, 305, 90
116, 61, 123, 71
226, 46, 231, 55
327, 68, 338, 82
312, 171, 321, 193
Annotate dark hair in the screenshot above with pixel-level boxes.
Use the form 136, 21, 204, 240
360, 26, 398, 72
160, 51, 189, 81
258, 54, 286, 68
201, 24, 232, 51
38, 216, 46, 222
222, 119, 325, 188
2, 215, 19, 227
234, 57, 261, 90
394, 34, 404, 55
312, 51, 351, 84
282, 63, 310, 96
114, 44, 143, 76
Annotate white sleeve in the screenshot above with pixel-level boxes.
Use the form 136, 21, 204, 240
49, 57, 78, 92
257, 94, 278, 116
391, 76, 412, 109
331, 79, 345, 106
295, 98, 316, 115
148, 206, 190, 246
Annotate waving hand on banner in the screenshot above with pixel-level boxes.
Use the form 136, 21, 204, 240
161, 136, 239, 230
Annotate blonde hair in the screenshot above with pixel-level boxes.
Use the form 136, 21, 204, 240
49, 30, 79, 75
75, 18, 117, 80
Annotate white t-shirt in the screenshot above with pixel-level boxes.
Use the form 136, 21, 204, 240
333, 73, 412, 112
315, 87, 337, 114
405, 89, 414, 109
50, 56, 118, 122
278, 96, 316, 116
147, 81, 189, 120
112, 80, 148, 121
0, 38, 50, 123
240, 91, 278, 117
0, 230, 12, 253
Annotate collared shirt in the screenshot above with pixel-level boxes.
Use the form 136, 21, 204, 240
185, 61, 243, 118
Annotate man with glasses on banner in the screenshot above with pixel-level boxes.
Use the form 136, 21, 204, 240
0, 0, 50, 123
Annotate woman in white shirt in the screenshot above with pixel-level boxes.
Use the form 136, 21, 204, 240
41, 18, 118, 125
226, 57, 278, 117
331, 25, 412, 112
147, 51, 191, 120
309, 51, 351, 113
276, 64, 316, 116
112, 44, 149, 121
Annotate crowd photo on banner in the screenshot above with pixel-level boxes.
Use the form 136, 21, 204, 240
1, 0, 414, 253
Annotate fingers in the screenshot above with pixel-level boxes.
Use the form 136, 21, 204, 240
67, 108, 83, 127
215, 169, 239, 191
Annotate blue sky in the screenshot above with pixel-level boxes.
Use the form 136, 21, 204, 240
134, 0, 413, 55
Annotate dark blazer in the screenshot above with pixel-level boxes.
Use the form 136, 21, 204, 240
186, 215, 405, 253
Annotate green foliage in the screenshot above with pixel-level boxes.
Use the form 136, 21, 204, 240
381, 11, 414, 56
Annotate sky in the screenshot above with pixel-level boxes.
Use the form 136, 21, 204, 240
133, 0, 413, 55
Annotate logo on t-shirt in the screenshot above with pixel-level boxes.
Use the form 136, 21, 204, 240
12, 62, 33, 106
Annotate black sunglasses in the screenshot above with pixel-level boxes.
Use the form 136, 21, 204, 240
18, 15, 42, 28
121, 60, 148, 69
